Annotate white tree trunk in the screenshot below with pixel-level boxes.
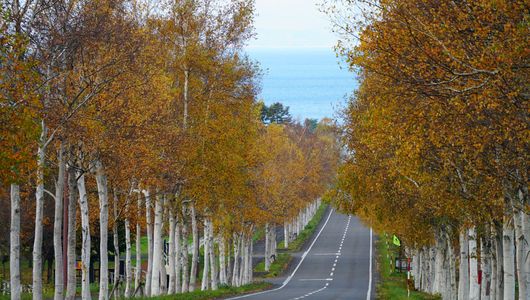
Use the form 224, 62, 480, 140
227, 237, 232, 285
522, 209, 530, 300
143, 190, 153, 296
514, 206, 527, 300
490, 234, 497, 300
494, 224, 504, 300
265, 223, 271, 272
112, 191, 120, 299
135, 192, 142, 295
10, 183, 21, 300
77, 171, 91, 300
521, 187, 530, 300
159, 205, 167, 295
239, 236, 246, 286
232, 234, 240, 287
481, 236, 492, 300
175, 219, 182, 293
124, 201, 132, 298
433, 234, 444, 294
284, 222, 289, 249
202, 219, 210, 291
66, 168, 77, 300
54, 145, 65, 300
168, 211, 176, 294
458, 229, 470, 300
249, 234, 254, 284
219, 235, 227, 285
95, 160, 109, 300
151, 193, 164, 296
446, 235, 457, 300
209, 220, 218, 290
469, 227, 480, 300
503, 216, 516, 300
190, 203, 199, 291
181, 213, 189, 293
33, 125, 47, 300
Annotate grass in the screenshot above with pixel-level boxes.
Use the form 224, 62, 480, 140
0, 282, 271, 300
278, 203, 328, 252
253, 253, 292, 278
376, 236, 440, 300
134, 282, 272, 300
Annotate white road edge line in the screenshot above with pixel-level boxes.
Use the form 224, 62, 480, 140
226, 208, 335, 300
366, 227, 373, 300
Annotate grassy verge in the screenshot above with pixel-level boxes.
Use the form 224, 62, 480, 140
253, 253, 292, 278
376, 237, 440, 300
136, 282, 272, 300
278, 203, 328, 252
0, 282, 272, 300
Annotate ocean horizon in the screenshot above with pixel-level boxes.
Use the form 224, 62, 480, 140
247, 47, 358, 121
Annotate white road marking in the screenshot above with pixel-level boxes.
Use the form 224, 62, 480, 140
227, 208, 335, 300
330, 272, 334, 276
298, 278, 333, 281
366, 227, 373, 300
288, 286, 327, 300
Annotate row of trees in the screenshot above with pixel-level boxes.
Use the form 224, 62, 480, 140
326, 0, 528, 300
1, 0, 340, 299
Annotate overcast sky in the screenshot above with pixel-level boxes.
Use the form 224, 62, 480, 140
249, 0, 337, 49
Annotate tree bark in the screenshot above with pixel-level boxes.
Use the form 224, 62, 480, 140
189, 203, 199, 291
181, 211, 189, 292
135, 192, 142, 294
159, 203, 167, 294
168, 210, 177, 294
124, 196, 132, 298
143, 189, 153, 296
112, 191, 120, 299
66, 167, 77, 300
520, 184, 530, 300
232, 234, 240, 287
514, 196, 528, 300
77, 171, 91, 300
10, 183, 21, 300
175, 218, 182, 293
151, 193, 164, 296
458, 228, 470, 300
33, 123, 47, 300
54, 144, 65, 300
284, 222, 289, 249
494, 223, 504, 300
265, 223, 270, 272
469, 227, 480, 300
481, 235, 492, 300
95, 160, 109, 300
209, 219, 218, 290
219, 235, 226, 285
202, 219, 210, 291
503, 215, 516, 300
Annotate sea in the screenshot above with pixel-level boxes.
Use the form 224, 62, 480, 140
247, 48, 358, 122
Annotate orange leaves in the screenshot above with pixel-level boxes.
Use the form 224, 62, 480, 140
327, 0, 529, 245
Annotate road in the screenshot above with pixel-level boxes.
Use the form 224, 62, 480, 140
229, 208, 375, 300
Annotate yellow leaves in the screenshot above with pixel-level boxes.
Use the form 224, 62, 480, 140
329, 0, 529, 244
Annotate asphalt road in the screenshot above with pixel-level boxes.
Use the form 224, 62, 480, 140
229, 208, 375, 300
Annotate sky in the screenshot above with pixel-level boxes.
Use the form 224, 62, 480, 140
249, 0, 336, 49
